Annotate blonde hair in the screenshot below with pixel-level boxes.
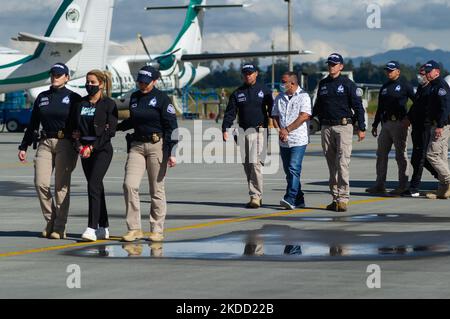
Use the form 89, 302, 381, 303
86, 69, 112, 97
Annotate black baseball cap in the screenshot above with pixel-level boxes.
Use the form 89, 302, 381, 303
137, 65, 160, 84
384, 61, 400, 71
424, 60, 440, 73
49, 63, 69, 75
241, 64, 258, 74
327, 53, 344, 65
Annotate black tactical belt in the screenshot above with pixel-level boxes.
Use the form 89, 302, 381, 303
321, 118, 353, 126
40, 130, 65, 139
133, 133, 163, 144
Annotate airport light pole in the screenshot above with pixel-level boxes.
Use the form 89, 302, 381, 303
285, 0, 293, 72
271, 41, 275, 91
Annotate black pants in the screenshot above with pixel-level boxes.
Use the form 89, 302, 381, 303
81, 142, 113, 229
410, 125, 439, 189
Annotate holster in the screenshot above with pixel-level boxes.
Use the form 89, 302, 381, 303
125, 133, 133, 153
32, 130, 39, 150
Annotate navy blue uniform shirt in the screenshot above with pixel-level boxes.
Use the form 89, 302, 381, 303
117, 88, 178, 156
428, 76, 450, 128
373, 78, 415, 128
222, 82, 273, 132
19, 86, 81, 151
312, 74, 366, 130
408, 84, 432, 128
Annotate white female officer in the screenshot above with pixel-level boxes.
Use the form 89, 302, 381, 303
70, 70, 118, 241
117, 66, 178, 242
18, 63, 81, 239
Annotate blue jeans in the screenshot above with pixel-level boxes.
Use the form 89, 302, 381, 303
280, 145, 307, 207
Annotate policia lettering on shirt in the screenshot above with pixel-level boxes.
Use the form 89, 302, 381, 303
18, 63, 81, 240
117, 66, 178, 243
312, 53, 366, 212
222, 63, 274, 209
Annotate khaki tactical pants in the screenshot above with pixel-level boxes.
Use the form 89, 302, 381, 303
321, 125, 353, 203
34, 138, 78, 232
375, 120, 409, 189
242, 130, 265, 200
123, 140, 167, 234
426, 125, 450, 185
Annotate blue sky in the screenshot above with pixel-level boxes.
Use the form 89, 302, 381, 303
1, 0, 450, 64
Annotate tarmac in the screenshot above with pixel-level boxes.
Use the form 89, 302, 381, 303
1, 119, 450, 299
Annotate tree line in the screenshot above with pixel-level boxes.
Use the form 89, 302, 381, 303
195, 58, 449, 92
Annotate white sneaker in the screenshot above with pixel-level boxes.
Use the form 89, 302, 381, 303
96, 227, 109, 240
81, 227, 97, 242
280, 198, 296, 210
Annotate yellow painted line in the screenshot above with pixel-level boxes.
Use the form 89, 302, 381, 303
162, 197, 392, 233
0, 196, 393, 258
163, 208, 313, 233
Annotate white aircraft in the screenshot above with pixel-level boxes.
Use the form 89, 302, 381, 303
106, 0, 309, 110
0, 0, 114, 94
3, 0, 308, 112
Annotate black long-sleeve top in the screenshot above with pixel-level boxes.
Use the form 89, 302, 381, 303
116, 88, 178, 157
69, 96, 118, 151
19, 86, 81, 151
222, 82, 273, 132
373, 78, 415, 128
407, 84, 432, 128
428, 76, 450, 128
312, 75, 366, 130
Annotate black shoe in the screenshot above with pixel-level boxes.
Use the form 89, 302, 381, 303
401, 188, 420, 197
326, 202, 338, 212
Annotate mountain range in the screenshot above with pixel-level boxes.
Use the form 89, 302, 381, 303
349, 47, 450, 70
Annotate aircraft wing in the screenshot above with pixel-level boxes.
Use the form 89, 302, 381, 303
356, 83, 383, 90
13, 32, 82, 45
181, 50, 311, 62
145, 4, 250, 10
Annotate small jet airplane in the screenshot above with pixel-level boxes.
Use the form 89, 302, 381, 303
0, 0, 114, 94
1, 0, 310, 113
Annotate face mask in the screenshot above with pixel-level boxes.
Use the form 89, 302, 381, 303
85, 84, 100, 96
417, 74, 427, 86
279, 83, 287, 93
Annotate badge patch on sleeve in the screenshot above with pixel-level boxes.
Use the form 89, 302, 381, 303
356, 88, 363, 97
438, 88, 447, 96
258, 90, 264, 98
167, 104, 176, 114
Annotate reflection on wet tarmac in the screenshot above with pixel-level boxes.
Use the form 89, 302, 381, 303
299, 213, 400, 222
65, 225, 450, 261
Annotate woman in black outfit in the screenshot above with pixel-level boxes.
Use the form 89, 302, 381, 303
70, 69, 118, 241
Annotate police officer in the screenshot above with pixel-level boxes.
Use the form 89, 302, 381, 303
18, 63, 81, 239
222, 63, 273, 208
118, 66, 178, 242
423, 60, 450, 199
403, 65, 439, 197
366, 61, 415, 195
312, 53, 366, 212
